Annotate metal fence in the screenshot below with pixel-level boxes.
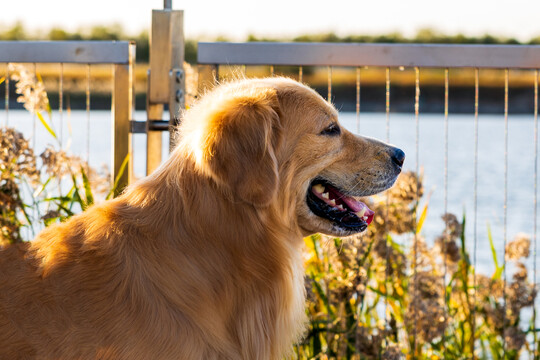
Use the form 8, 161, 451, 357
197, 41, 540, 357
0, 40, 135, 195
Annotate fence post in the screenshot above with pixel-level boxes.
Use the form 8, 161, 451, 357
112, 42, 135, 196
146, 75, 163, 175
168, 11, 185, 150
146, 7, 184, 174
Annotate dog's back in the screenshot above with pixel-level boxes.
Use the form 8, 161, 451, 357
0, 203, 174, 359
0, 242, 41, 359
0, 213, 120, 359
0, 174, 290, 360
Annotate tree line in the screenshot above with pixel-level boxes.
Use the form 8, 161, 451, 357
2, 22, 539, 63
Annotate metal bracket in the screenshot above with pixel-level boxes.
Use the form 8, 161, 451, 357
169, 67, 185, 149
131, 120, 169, 133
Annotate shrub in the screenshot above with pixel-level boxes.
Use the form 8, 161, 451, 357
297, 172, 537, 359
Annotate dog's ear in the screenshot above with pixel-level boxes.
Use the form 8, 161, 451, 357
203, 87, 281, 207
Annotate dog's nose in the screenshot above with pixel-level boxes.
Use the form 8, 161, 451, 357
391, 148, 405, 167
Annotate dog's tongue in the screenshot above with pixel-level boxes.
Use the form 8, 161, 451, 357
341, 195, 375, 225
313, 183, 375, 225
340, 196, 365, 212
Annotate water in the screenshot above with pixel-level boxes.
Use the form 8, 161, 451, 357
4, 109, 539, 276
3, 110, 169, 182
346, 112, 538, 272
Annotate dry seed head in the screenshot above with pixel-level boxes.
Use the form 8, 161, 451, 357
505, 233, 530, 261
504, 326, 526, 351
8, 63, 49, 114
381, 344, 404, 360
0, 127, 39, 185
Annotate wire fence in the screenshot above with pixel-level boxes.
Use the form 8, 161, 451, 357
197, 42, 540, 358
0, 41, 134, 242
2, 39, 540, 358
0, 41, 134, 191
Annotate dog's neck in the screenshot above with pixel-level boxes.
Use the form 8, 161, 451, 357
127, 151, 300, 241
111, 153, 307, 358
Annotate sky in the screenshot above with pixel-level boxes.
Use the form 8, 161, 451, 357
1, 0, 540, 41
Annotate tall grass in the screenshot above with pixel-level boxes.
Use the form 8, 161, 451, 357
295, 172, 537, 359
0, 65, 119, 245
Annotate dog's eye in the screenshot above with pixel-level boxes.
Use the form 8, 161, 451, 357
320, 123, 341, 136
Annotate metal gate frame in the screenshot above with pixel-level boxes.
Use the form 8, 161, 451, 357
129, 2, 185, 176
0, 40, 135, 196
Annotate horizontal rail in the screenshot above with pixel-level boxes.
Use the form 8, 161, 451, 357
198, 42, 540, 69
131, 120, 170, 133
0, 41, 132, 64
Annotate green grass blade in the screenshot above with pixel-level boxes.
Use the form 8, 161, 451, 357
486, 223, 500, 271
416, 190, 434, 235
70, 173, 87, 211
18, 196, 33, 228
460, 212, 471, 266
309, 273, 335, 317
46, 102, 52, 119
55, 203, 75, 218
32, 177, 51, 198
493, 265, 505, 281
37, 111, 57, 139
333, 237, 342, 252
35, 71, 52, 118
35, 71, 43, 83
416, 202, 429, 234
106, 154, 130, 200
358, 237, 376, 267
80, 166, 94, 207
42, 196, 78, 211
311, 234, 321, 261
367, 285, 400, 301
388, 234, 404, 253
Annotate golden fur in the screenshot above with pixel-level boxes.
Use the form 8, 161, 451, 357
0, 78, 402, 359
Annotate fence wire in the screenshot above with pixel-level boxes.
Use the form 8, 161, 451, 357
534, 69, 539, 360
207, 62, 540, 358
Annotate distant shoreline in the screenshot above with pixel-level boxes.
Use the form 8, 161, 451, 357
2, 84, 536, 114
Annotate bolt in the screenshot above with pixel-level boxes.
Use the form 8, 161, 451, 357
175, 70, 184, 83
176, 89, 184, 103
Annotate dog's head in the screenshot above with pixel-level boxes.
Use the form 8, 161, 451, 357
178, 77, 403, 237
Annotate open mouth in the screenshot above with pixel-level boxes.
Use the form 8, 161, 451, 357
306, 179, 375, 232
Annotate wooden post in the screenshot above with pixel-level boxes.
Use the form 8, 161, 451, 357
146, 69, 163, 174
112, 43, 135, 196
146, 9, 184, 174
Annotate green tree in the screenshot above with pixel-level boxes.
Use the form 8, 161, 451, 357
48, 28, 82, 41
88, 24, 124, 40
0, 22, 26, 40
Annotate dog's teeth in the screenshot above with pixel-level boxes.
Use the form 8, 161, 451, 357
313, 184, 325, 194
322, 192, 329, 199
328, 199, 336, 206
337, 204, 344, 211
356, 207, 366, 218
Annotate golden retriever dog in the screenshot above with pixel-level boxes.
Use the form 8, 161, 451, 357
0, 77, 404, 360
